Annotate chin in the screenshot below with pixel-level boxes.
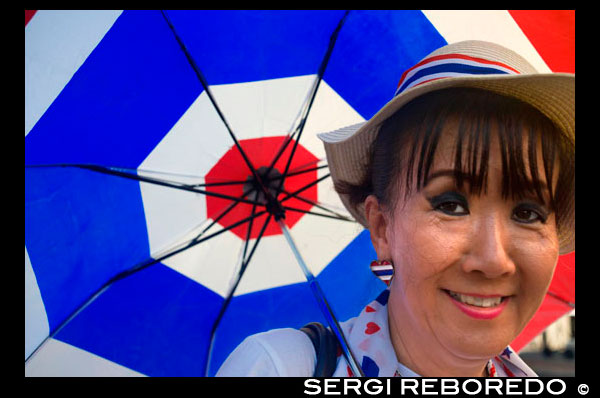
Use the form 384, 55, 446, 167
445, 330, 515, 360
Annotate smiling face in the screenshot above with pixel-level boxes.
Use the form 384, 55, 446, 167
365, 115, 561, 376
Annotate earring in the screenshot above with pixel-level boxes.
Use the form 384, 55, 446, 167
370, 260, 394, 286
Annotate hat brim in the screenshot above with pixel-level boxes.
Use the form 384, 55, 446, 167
319, 73, 574, 254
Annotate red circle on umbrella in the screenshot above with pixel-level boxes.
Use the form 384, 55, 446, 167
205, 136, 319, 240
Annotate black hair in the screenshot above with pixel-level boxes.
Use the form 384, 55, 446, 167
335, 87, 574, 232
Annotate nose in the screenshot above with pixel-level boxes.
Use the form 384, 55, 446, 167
462, 212, 516, 278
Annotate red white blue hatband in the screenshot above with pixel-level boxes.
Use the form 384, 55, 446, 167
318, 40, 575, 254
394, 53, 521, 97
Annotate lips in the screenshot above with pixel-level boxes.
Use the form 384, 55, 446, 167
443, 289, 511, 320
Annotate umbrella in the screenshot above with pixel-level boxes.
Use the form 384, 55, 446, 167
25, 10, 574, 376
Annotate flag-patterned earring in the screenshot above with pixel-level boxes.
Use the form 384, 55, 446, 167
370, 260, 394, 286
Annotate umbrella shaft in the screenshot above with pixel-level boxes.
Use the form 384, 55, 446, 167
277, 219, 364, 377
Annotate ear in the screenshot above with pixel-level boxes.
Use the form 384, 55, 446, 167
364, 194, 392, 259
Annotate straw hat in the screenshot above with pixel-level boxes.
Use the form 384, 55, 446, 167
318, 40, 574, 254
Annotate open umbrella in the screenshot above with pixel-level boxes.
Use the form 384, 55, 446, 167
25, 10, 574, 377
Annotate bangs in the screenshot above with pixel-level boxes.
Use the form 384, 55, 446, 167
378, 88, 573, 214
336, 86, 574, 234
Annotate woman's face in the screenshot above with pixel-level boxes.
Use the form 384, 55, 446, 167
365, 118, 560, 375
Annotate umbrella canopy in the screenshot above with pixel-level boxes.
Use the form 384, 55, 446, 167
25, 10, 574, 376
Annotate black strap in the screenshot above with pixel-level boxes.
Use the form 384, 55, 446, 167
300, 322, 340, 377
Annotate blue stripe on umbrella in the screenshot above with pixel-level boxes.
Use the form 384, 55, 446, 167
165, 10, 347, 84
54, 263, 223, 377
25, 10, 203, 168
25, 167, 150, 333
323, 10, 447, 120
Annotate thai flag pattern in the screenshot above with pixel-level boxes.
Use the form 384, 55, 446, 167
394, 53, 521, 97
370, 260, 394, 286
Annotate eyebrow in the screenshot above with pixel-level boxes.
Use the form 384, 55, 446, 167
425, 169, 464, 183
424, 169, 549, 193
424, 169, 472, 186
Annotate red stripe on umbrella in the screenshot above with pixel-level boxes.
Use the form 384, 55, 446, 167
25, 10, 37, 27
509, 10, 575, 73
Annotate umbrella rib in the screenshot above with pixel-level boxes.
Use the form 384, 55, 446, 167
263, 132, 299, 179
26, 163, 248, 188
135, 167, 251, 188
280, 173, 331, 203
25, 163, 262, 206
109, 166, 245, 187
262, 116, 325, 180
94, 165, 204, 182
547, 291, 575, 308
203, 211, 273, 376
115, 209, 268, 282
134, 170, 249, 189
160, 10, 276, 208
271, 10, 350, 199
268, 164, 328, 182
241, 202, 258, 261
151, 186, 257, 264
277, 219, 365, 377
25, 208, 267, 365
280, 188, 353, 221
282, 205, 354, 222
189, 178, 249, 188
119, 188, 260, 279
190, 186, 258, 244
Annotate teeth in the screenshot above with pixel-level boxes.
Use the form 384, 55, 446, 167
447, 291, 503, 308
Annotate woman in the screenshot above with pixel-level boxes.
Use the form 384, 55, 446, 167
216, 40, 574, 377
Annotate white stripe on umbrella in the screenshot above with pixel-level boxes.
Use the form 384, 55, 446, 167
25, 247, 49, 360
422, 10, 552, 73
25, 338, 146, 377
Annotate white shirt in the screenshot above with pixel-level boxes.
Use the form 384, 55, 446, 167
216, 327, 316, 377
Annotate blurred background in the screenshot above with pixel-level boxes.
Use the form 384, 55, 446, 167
519, 310, 575, 376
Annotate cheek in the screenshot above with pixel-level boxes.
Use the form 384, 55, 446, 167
513, 224, 560, 290
507, 225, 560, 323
517, 245, 559, 297
392, 214, 467, 276
389, 215, 467, 292
515, 256, 558, 331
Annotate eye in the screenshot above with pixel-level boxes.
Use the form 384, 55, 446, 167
428, 192, 469, 216
512, 203, 548, 224
437, 202, 468, 215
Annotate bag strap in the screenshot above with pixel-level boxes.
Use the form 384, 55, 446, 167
300, 322, 340, 377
